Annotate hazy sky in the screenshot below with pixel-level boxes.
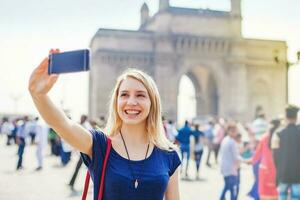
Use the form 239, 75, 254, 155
1, 0, 300, 121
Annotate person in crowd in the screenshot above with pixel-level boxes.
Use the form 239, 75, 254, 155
252, 112, 269, 141
89, 118, 101, 130
28, 117, 38, 145
60, 138, 72, 166
249, 111, 269, 200
1, 117, 14, 145
246, 119, 281, 200
162, 116, 170, 140
272, 105, 300, 200
11, 119, 19, 144
176, 120, 192, 178
165, 120, 178, 143
192, 124, 205, 180
35, 117, 49, 171
219, 122, 240, 200
28, 50, 181, 200
48, 128, 60, 156
212, 118, 226, 164
16, 116, 31, 170
98, 116, 106, 129
205, 120, 215, 167
234, 133, 244, 200
237, 123, 252, 159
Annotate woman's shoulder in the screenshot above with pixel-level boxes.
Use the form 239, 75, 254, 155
156, 146, 180, 159
89, 129, 109, 146
155, 146, 181, 176
90, 128, 106, 137
80, 129, 108, 170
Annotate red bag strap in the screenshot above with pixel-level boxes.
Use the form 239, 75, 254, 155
97, 138, 112, 200
81, 172, 90, 200
82, 138, 112, 200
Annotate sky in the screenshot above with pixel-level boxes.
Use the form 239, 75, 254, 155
1, 0, 300, 121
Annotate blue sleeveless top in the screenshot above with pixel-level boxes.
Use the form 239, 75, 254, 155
81, 130, 181, 200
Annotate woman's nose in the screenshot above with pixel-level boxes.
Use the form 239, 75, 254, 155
127, 96, 138, 105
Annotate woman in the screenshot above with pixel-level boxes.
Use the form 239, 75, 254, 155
28, 49, 181, 200
246, 119, 281, 200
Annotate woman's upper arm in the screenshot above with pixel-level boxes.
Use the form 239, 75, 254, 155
165, 169, 180, 200
52, 119, 93, 157
30, 94, 93, 157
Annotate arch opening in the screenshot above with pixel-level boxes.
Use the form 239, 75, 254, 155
177, 75, 197, 126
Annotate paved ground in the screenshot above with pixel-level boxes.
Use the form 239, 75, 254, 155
0, 136, 254, 199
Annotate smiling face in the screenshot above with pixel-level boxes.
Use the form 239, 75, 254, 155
117, 77, 151, 125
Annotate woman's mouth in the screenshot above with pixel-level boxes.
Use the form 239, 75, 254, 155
124, 109, 141, 116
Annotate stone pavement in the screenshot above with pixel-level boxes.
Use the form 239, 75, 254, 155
0, 136, 253, 200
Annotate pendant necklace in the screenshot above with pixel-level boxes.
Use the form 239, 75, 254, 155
120, 130, 150, 189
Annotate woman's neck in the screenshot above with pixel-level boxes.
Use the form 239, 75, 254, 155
120, 123, 148, 145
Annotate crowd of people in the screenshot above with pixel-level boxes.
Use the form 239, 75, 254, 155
164, 105, 300, 200
0, 114, 104, 171
1, 116, 49, 170
1, 105, 300, 200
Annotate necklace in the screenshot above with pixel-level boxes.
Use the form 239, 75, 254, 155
120, 130, 150, 189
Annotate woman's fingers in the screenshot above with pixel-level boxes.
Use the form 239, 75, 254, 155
36, 57, 49, 73
29, 49, 61, 95
29, 57, 48, 86
49, 48, 60, 54
39, 48, 60, 75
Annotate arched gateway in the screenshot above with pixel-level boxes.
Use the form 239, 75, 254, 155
89, 0, 287, 122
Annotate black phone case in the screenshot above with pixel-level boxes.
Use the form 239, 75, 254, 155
48, 49, 90, 74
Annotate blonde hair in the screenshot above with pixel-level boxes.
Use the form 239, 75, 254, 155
105, 68, 176, 151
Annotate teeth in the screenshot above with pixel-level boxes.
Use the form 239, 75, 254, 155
125, 110, 140, 114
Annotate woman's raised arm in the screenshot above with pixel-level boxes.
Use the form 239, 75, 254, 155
28, 49, 92, 157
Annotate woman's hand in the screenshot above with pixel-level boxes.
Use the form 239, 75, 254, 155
28, 49, 60, 96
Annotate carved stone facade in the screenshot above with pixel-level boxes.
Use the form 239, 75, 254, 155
89, 0, 287, 122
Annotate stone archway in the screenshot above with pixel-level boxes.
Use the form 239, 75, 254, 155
177, 66, 220, 121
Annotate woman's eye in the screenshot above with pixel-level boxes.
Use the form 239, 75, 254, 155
120, 93, 128, 97
137, 94, 145, 98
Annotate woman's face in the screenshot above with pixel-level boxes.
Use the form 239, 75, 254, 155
117, 77, 151, 125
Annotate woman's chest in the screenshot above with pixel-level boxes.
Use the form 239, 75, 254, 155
103, 154, 170, 199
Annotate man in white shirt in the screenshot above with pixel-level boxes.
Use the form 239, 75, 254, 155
34, 117, 49, 171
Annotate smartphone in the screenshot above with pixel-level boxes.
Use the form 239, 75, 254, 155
48, 49, 90, 74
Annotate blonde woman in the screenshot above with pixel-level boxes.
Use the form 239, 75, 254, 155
28, 49, 181, 200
